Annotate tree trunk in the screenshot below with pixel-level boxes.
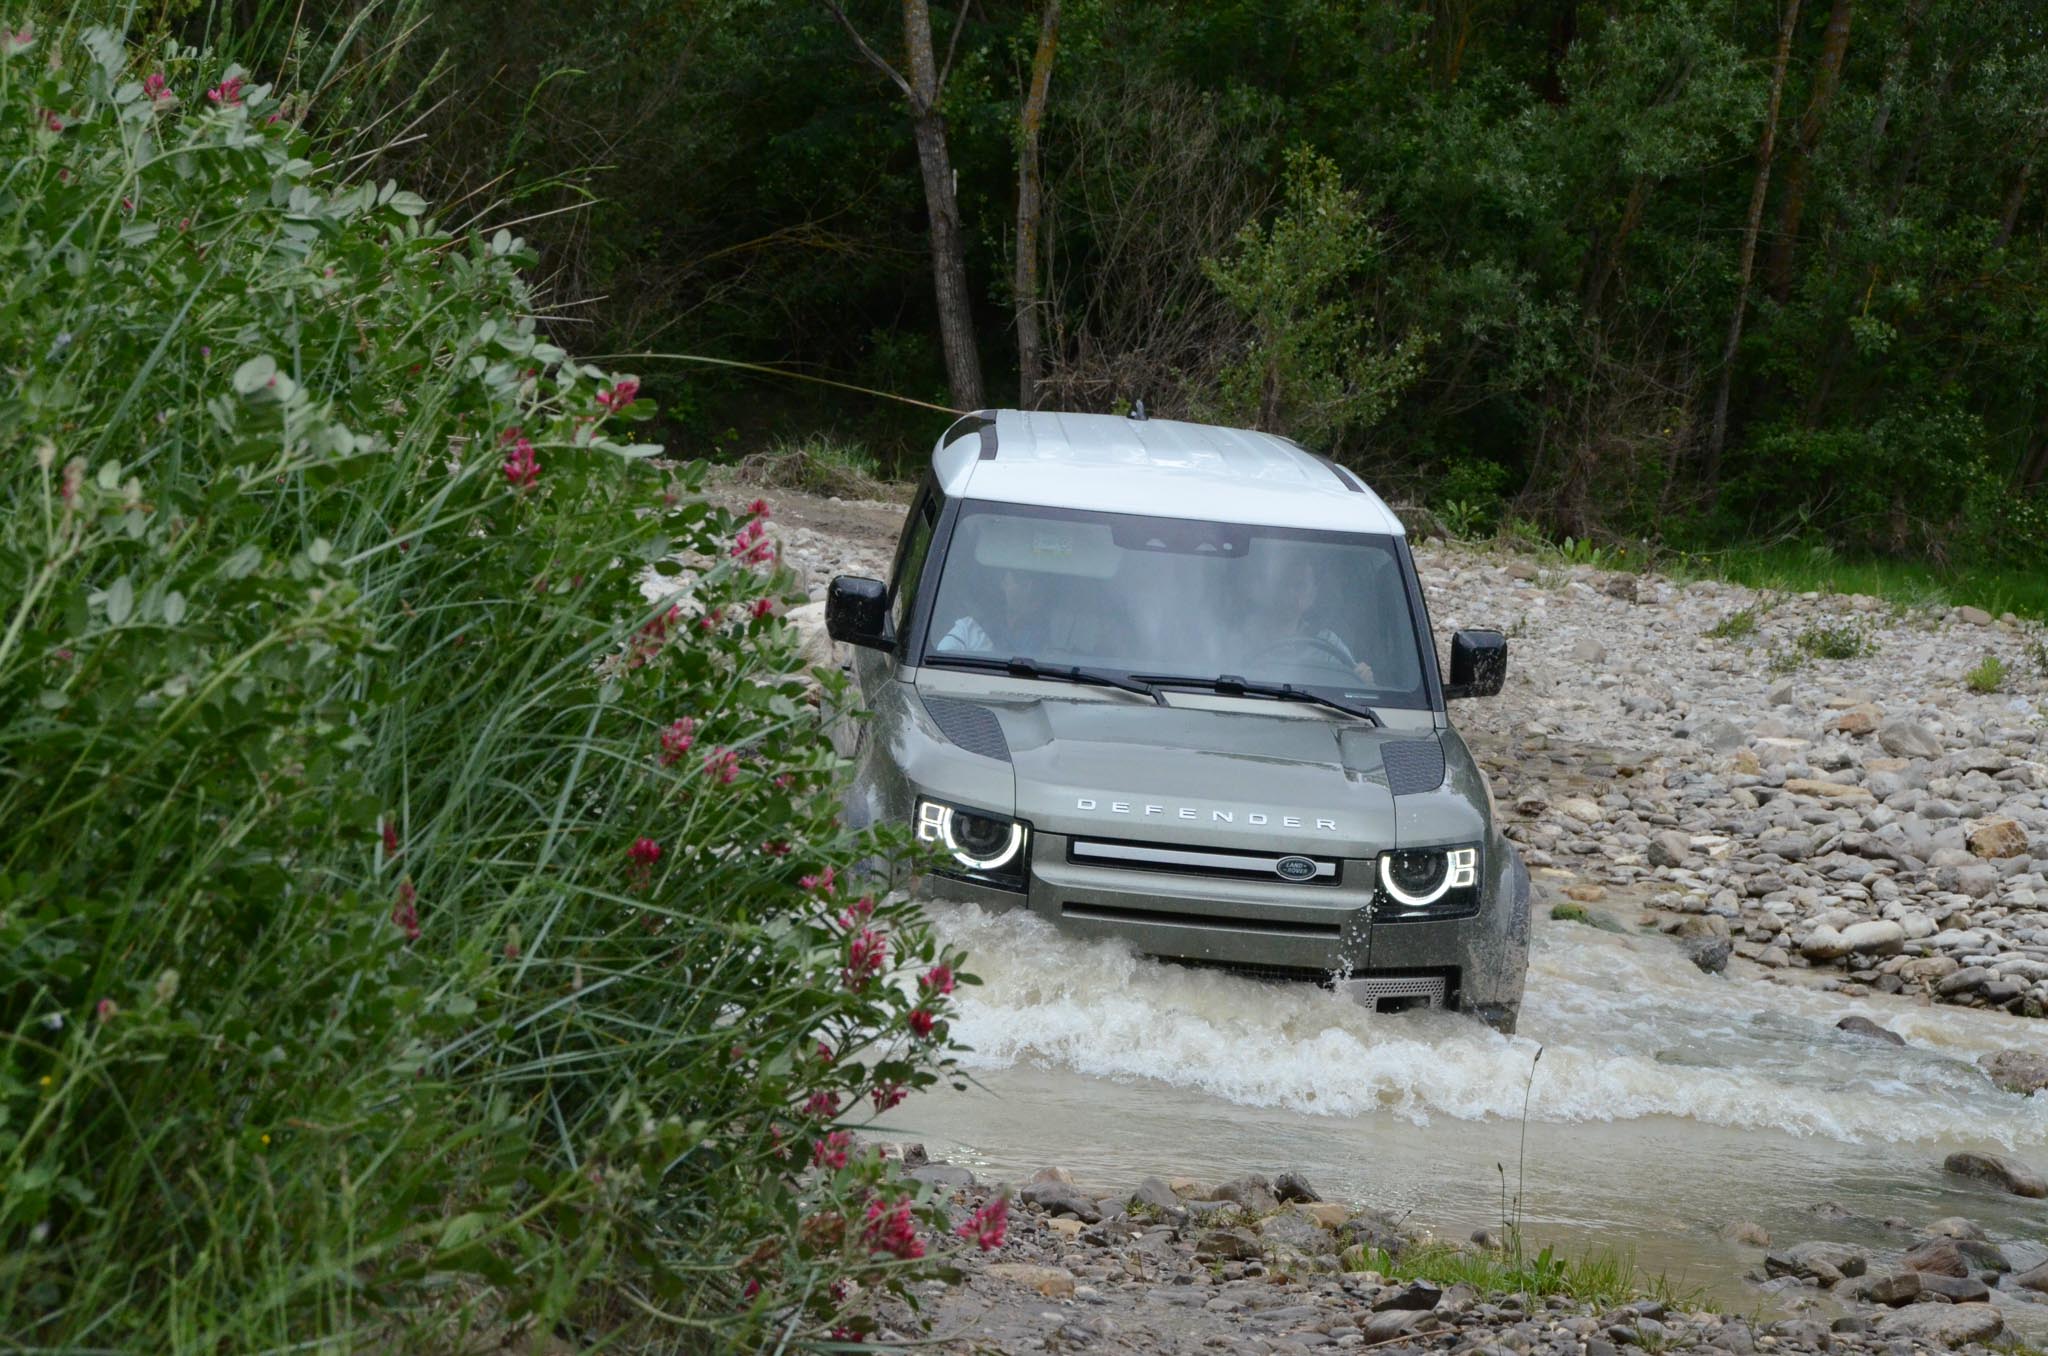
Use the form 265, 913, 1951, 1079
1705, 0, 1802, 486
902, 0, 984, 410
1582, 175, 1650, 318
1014, 0, 1060, 409
1766, 0, 1856, 301
1994, 137, 2040, 250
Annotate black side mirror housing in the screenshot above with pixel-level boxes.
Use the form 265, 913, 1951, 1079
826, 575, 892, 651
1444, 629, 1507, 699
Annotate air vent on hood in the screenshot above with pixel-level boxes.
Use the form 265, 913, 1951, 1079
1380, 739, 1447, 796
921, 695, 1011, 763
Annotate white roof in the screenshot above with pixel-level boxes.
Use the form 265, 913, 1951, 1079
931, 410, 1406, 536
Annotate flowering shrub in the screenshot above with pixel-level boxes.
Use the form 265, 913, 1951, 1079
0, 23, 972, 1350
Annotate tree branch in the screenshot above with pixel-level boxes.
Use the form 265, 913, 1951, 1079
937, 0, 976, 91
818, 0, 919, 109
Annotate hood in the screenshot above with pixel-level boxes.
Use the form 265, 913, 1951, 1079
957, 694, 1426, 855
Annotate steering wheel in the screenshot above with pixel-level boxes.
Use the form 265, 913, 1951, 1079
1266, 633, 1356, 671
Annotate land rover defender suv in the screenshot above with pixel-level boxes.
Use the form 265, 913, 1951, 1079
825, 409, 1529, 1032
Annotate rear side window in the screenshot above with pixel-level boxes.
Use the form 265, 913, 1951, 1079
891, 493, 940, 636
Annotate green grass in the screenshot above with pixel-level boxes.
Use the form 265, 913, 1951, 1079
1550, 902, 1591, 923
1703, 606, 1762, 640
1966, 654, 2007, 693
1348, 1240, 1705, 1312
736, 433, 891, 499
1671, 543, 2048, 622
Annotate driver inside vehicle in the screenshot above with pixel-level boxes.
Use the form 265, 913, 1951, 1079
933, 566, 1051, 657
1252, 554, 1376, 684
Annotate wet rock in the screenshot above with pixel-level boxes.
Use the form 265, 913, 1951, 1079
1684, 935, 1732, 974
1258, 1211, 1336, 1256
1648, 830, 1690, 867
1210, 1174, 1280, 1212
900, 1142, 929, 1167
1900, 1239, 1969, 1277
1195, 1227, 1263, 1261
2014, 1261, 2048, 1294
1841, 920, 1906, 955
1920, 1216, 1987, 1241
1370, 1279, 1443, 1312
1800, 925, 1854, 962
1765, 1242, 1865, 1286
984, 1263, 1077, 1297
1937, 966, 1990, 997
1916, 1272, 1991, 1303
1274, 1171, 1322, 1204
1851, 1271, 1922, 1307
1021, 1180, 1103, 1222
1980, 1049, 2048, 1095
1941, 1150, 2047, 1198
1878, 718, 1943, 760
1835, 1015, 1906, 1045
1029, 1165, 1073, 1184
1967, 817, 2029, 859
1359, 1308, 1434, 1342
1874, 1302, 2001, 1347
1720, 1220, 1771, 1247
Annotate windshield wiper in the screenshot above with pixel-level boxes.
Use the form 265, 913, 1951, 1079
923, 653, 1167, 705
1130, 672, 1383, 725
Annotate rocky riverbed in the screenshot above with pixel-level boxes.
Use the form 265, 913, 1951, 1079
848, 1152, 2043, 1353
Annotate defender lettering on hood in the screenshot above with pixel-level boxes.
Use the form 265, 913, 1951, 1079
825, 407, 1528, 1034
1074, 797, 1339, 832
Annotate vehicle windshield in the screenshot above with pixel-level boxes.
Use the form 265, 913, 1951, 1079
919, 500, 1430, 707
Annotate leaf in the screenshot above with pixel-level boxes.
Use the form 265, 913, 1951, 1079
232, 355, 278, 395
219, 545, 263, 579
308, 538, 332, 566
387, 191, 428, 218
105, 576, 134, 626
163, 591, 187, 625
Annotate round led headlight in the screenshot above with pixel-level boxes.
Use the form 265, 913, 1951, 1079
1378, 846, 1478, 907
916, 799, 1026, 871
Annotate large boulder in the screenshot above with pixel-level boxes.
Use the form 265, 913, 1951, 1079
1209, 1174, 1280, 1212
1980, 1049, 2048, 1095
1874, 1304, 2001, 1348
1841, 920, 1906, 956
1967, 818, 2029, 859
1877, 718, 1943, 760
1942, 1150, 2047, 1199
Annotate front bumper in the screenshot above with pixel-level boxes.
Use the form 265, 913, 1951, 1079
915, 831, 1529, 1014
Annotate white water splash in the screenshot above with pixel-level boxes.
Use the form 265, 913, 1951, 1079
929, 902, 2048, 1150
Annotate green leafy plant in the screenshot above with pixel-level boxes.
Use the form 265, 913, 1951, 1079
1550, 902, 1592, 923
1794, 621, 1877, 660
1705, 607, 1760, 640
1966, 654, 2007, 693
0, 24, 972, 1350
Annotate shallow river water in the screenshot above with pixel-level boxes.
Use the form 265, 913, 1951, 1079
878, 902, 2048, 1314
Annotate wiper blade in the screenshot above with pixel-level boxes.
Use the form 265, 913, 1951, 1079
1131, 672, 1383, 725
923, 653, 1166, 705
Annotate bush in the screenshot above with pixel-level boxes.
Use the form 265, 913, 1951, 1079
1, 24, 970, 1349
1965, 654, 2006, 694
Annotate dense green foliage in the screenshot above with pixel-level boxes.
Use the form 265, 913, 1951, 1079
365, 0, 2047, 574
1, 20, 976, 1350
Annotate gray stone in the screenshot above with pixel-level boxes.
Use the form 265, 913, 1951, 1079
1836, 1015, 1906, 1045
1020, 1180, 1103, 1222
1941, 1150, 2047, 1198
1274, 1171, 1322, 1204
1852, 1271, 1922, 1307
1210, 1174, 1280, 1212
1194, 1227, 1263, 1261
1874, 1303, 2001, 1347
1841, 919, 1906, 955
1878, 719, 1943, 761
1257, 1211, 1336, 1256
1801, 925, 1853, 961
1900, 1239, 1969, 1277
1129, 1176, 1188, 1222
1684, 935, 1733, 974
1370, 1280, 1442, 1312
1979, 1049, 2048, 1095
1915, 1272, 1990, 1303
1648, 830, 1690, 867
2014, 1261, 2048, 1294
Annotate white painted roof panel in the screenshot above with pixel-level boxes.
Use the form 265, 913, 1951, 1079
931, 410, 1405, 536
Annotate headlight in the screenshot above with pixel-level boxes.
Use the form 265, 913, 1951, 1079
917, 799, 1028, 882
1378, 845, 1479, 912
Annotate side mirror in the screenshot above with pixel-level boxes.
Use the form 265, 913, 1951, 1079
1444, 629, 1507, 699
826, 575, 892, 651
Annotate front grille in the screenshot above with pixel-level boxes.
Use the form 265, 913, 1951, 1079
1060, 901, 1344, 938
1066, 836, 1342, 886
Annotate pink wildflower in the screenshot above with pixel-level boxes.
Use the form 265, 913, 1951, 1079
907, 1008, 936, 1040
381, 819, 400, 858
817, 1041, 834, 1064
143, 72, 171, 106
42, 110, 61, 132
696, 607, 724, 633
627, 837, 662, 890
871, 1081, 907, 1113
702, 748, 740, 784
60, 460, 83, 505
206, 76, 243, 108
3, 28, 31, 53
802, 1089, 839, 1119
800, 865, 837, 896
842, 929, 887, 991
955, 1195, 1008, 1251
811, 1130, 852, 1171
761, 839, 792, 856
861, 1197, 924, 1261
658, 716, 696, 766
501, 430, 539, 489
96, 998, 118, 1024
747, 497, 772, 519
836, 896, 876, 931
595, 378, 640, 413
919, 963, 955, 998
749, 597, 775, 622
391, 880, 420, 942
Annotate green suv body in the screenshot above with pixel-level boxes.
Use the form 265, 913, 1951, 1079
826, 410, 1529, 1032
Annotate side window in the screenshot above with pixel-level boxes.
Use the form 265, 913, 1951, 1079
891, 495, 939, 637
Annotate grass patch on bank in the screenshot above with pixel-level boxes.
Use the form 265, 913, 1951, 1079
1670, 543, 2048, 622
1351, 1241, 1706, 1312
737, 433, 892, 499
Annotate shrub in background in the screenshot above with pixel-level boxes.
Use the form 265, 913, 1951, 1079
1, 22, 970, 1351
